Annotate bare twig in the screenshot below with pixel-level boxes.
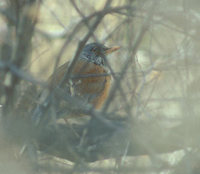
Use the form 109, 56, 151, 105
102, 0, 158, 113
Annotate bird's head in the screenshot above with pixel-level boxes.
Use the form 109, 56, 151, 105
80, 42, 120, 66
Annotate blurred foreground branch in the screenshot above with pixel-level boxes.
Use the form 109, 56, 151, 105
1, 0, 200, 173
36, 116, 197, 163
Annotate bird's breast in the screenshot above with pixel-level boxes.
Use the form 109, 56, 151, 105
48, 59, 111, 109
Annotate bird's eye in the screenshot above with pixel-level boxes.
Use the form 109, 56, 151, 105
91, 47, 97, 52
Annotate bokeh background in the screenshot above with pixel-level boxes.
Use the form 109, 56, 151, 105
0, 0, 200, 174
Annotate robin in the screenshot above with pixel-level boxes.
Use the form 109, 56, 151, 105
48, 42, 120, 118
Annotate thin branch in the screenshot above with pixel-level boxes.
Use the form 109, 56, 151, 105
102, 0, 158, 112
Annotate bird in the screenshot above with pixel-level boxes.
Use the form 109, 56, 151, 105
47, 42, 120, 119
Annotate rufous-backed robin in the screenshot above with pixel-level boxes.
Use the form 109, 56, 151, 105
48, 42, 120, 118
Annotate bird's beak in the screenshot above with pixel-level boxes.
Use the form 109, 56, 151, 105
105, 46, 120, 55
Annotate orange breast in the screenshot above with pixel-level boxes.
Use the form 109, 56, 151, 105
48, 59, 111, 109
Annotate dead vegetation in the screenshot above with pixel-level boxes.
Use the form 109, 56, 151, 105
0, 0, 200, 174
